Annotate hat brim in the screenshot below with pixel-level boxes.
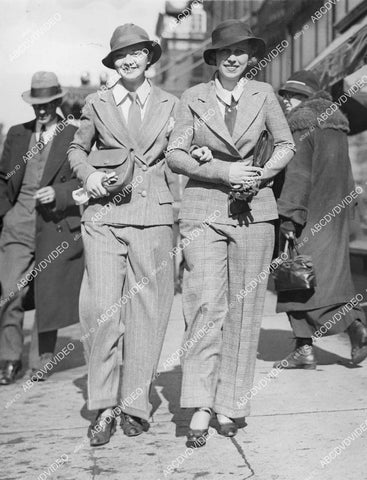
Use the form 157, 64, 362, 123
21, 88, 67, 105
279, 85, 313, 98
203, 38, 266, 66
102, 41, 162, 69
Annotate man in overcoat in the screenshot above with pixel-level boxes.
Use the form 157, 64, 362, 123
275, 70, 367, 368
0, 71, 84, 384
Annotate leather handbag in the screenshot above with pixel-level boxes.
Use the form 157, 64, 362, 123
228, 130, 274, 216
253, 129, 274, 168
86, 148, 135, 194
272, 239, 317, 292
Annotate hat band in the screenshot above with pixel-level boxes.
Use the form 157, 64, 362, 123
283, 81, 315, 95
30, 86, 61, 98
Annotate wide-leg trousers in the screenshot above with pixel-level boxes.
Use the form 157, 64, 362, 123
80, 222, 173, 420
179, 220, 274, 418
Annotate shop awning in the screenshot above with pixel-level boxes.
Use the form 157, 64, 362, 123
307, 16, 367, 89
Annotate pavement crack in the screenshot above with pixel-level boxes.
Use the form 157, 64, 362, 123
231, 437, 255, 479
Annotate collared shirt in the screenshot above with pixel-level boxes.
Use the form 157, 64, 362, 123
35, 117, 58, 144
214, 73, 246, 118
112, 78, 151, 122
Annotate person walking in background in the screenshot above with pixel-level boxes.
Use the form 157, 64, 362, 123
0, 72, 83, 385
274, 70, 367, 369
68, 24, 177, 447
166, 20, 295, 448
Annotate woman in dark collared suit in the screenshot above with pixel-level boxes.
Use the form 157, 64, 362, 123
167, 20, 295, 447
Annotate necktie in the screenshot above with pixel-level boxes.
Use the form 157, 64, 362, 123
224, 96, 238, 136
127, 92, 142, 137
39, 124, 46, 148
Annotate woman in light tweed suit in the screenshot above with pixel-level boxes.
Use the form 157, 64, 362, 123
166, 20, 295, 447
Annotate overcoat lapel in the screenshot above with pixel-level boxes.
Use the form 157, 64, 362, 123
40, 122, 75, 186
8, 121, 34, 198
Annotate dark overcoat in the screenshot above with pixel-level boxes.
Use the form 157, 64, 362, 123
277, 91, 358, 312
0, 119, 84, 331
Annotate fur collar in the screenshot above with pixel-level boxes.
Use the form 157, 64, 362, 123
286, 90, 350, 134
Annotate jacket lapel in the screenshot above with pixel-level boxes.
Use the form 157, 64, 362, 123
93, 89, 132, 149
232, 82, 267, 145
138, 86, 174, 158
188, 83, 240, 155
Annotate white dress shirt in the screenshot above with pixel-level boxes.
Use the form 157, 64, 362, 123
112, 78, 151, 122
214, 74, 246, 117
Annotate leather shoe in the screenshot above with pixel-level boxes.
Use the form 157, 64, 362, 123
0, 360, 22, 385
347, 320, 367, 365
273, 345, 316, 369
30, 353, 53, 382
88, 410, 117, 447
120, 413, 149, 437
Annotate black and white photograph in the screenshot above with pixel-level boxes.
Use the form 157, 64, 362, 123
0, 0, 367, 479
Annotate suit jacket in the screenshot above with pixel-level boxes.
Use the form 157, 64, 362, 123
0, 119, 84, 331
68, 85, 178, 226
166, 79, 295, 224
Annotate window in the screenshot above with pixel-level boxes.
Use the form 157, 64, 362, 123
301, 21, 317, 66
335, 0, 348, 22
316, 13, 330, 54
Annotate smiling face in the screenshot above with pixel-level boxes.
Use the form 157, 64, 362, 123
32, 99, 60, 125
113, 44, 152, 87
216, 41, 253, 85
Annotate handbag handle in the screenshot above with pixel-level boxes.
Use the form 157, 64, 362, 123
283, 238, 300, 257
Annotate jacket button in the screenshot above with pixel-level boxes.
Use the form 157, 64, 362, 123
56, 225, 63, 232
61, 176, 66, 182
142, 165, 148, 171
141, 190, 147, 197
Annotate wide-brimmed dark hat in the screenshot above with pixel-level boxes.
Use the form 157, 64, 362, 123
102, 24, 162, 69
203, 20, 266, 66
279, 70, 320, 98
22, 71, 66, 105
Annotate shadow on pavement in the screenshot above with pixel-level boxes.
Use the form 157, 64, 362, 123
258, 328, 355, 367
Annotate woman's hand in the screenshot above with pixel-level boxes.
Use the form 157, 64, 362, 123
34, 186, 56, 204
85, 172, 109, 198
191, 146, 213, 163
229, 164, 263, 185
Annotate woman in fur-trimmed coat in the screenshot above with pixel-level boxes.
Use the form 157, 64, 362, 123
274, 70, 367, 369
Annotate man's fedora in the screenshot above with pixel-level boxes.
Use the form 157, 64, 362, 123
279, 70, 320, 98
22, 71, 66, 105
203, 20, 266, 66
102, 24, 162, 69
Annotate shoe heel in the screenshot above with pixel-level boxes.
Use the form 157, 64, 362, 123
303, 363, 316, 370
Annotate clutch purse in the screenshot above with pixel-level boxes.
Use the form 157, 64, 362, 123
272, 239, 317, 292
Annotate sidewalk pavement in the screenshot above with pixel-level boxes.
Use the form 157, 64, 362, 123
1, 290, 366, 480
